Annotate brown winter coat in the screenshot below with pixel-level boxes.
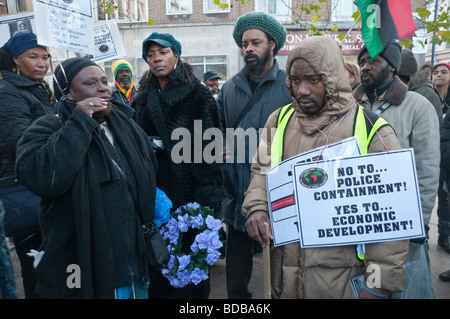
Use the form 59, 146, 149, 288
242, 36, 408, 299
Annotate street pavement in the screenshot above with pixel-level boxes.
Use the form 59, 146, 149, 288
9, 203, 450, 299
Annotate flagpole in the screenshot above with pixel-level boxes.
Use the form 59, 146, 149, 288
263, 222, 271, 299
339, 12, 361, 46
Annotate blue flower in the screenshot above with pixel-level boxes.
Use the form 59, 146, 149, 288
168, 275, 182, 288
177, 269, 191, 287
206, 250, 221, 265
207, 231, 223, 253
206, 215, 221, 232
190, 268, 208, 285
194, 230, 211, 250
177, 214, 191, 233
161, 203, 222, 288
163, 218, 179, 244
177, 255, 191, 271
191, 214, 204, 229
185, 202, 200, 210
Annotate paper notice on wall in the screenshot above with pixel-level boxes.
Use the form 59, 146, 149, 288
33, 0, 94, 54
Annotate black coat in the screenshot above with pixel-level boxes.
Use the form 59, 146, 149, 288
0, 70, 54, 176
132, 62, 223, 216
15, 103, 158, 298
441, 113, 450, 179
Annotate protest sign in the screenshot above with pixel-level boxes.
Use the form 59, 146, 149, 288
91, 21, 126, 63
292, 149, 425, 248
266, 137, 361, 246
0, 12, 35, 47
33, 0, 94, 54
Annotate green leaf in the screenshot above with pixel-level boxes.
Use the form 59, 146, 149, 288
415, 7, 431, 19
312, 15, 321, 23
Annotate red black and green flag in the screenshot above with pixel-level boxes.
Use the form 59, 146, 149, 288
354, 0, 417, 59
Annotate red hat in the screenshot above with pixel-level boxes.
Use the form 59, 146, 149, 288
431, 62, 450, 80
434, 62, 450, 70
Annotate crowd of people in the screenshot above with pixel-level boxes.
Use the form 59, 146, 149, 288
0, 11, 449, 299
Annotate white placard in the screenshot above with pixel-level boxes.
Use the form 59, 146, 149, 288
0, 12, 36, 47
91, 21, 126, 63
33, 0, 94, 54
292, 149, 425, 248
266, 137, 362, 246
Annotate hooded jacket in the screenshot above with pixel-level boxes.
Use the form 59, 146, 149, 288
242, 36, 408, 298
354, 74, 440, 228
408, 64, 442, 126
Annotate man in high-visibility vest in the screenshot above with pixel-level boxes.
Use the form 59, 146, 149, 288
242, 36, 409, 299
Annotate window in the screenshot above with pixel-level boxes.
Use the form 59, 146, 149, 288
255, 0, 291, 20
204, 0, 230, 14
97, 0, 148, 21
183, 55, 227, 83
166, 0, 192, 15
332, 0, 357, 21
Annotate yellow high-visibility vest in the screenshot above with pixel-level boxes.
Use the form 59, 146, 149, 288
270, 103, 389, 260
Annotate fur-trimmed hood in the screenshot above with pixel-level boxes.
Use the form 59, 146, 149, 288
286, 36, 355, 118
409, 64, 434, 91
353, 76, 408, 106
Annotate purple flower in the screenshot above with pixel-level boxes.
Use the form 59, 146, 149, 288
206, 215, 221, 232
190, 267, 208, 285
177, 255, 191, 271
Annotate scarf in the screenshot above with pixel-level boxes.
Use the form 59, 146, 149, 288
115, 81, 135, 102
59, 100, 156, 298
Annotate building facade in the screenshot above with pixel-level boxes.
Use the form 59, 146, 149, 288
0, 0, 448, 87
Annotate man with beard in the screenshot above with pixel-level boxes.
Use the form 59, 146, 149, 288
354, 42, 439, 295
217, 12, 290, 299
111, 59, 137, 106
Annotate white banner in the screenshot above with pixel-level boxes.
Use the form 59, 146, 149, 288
33, 0, 94, 54
292, 149, 425, 248
266, 137, 362, 246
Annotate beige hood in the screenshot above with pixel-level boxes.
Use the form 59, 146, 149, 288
286, 36, 355, 122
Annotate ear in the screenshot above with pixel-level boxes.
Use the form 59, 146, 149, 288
65, 87, 73, 100
13, 57, 20, 67
270, 39, 276, 53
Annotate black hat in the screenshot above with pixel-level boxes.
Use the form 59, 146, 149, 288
203, 71, 221, 81
53, 57, 98, 100
398, 49, 418, 76
358, 40, 402, 72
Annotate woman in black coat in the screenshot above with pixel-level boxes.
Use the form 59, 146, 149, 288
15, 57, 159, 299
132, 32, 223, 299
0, 32, 54, 299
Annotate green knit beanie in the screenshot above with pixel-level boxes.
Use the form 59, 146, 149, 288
233, 12, 287, 54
